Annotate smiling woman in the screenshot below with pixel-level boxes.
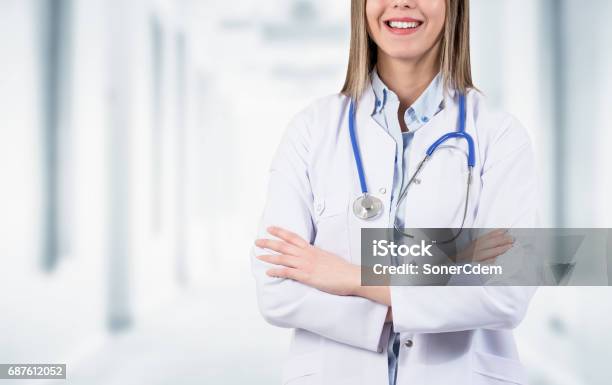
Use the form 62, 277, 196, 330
367, 0, 446, 58
252, 1, 538, 384
343, 0, 473, 104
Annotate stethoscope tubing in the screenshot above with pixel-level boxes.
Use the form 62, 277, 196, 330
348, 100, 369, 195
348, 93, 476, 243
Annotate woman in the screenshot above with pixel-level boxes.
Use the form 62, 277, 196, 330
252, 0, 537, 384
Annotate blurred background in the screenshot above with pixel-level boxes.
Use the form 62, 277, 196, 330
1, 0, 611, 384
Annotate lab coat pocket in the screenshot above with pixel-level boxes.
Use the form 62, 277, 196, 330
282, 351, 321, 385
471, 351, 528, 384
313, 190, 349, 220
312, 193, 350, 258
412, 145, 471, 228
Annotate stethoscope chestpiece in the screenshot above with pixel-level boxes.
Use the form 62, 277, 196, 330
353, 194, 384, 220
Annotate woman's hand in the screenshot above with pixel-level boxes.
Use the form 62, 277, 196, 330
456, 229, 515, 263
255, 226, 360, 297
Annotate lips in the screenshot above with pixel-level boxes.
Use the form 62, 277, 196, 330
383, 18, 424, 35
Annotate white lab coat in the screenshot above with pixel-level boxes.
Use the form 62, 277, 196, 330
252, 83, 538, 385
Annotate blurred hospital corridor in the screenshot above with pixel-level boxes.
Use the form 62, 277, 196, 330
28, 287, 286, 385
1, 0, 612, 384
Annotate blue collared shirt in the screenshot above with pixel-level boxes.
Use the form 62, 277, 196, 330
370, 69, 445, 228
370, 69, 445, 385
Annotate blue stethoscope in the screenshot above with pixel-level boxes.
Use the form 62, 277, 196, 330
349, 93, 475, 244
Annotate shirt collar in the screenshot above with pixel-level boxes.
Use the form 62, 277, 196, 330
370, 68, 445, 131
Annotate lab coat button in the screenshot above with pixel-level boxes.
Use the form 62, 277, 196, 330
315, 201, 325, 215
379, 188, 387, 194
404, 339, 413, 348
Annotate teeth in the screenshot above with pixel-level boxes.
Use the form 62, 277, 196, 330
388, 21, 420, 29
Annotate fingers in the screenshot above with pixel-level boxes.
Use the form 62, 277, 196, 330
266, 267, 309, 282
267, 226, 310, 248
257, 254, 304, 269
474, 237, 513, 252
484, 228, 508, 237
473, 230, 514, 252
465, 229, 514, 262
254, 226, 310, 256
255, 238, 303, 256
474, 229, 507, 243
473, 243, 514, 262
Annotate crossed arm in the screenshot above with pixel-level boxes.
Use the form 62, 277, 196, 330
256, 226, 514, 321
257, 226, 392, 302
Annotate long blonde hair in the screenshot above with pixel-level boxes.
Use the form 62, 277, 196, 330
341, 0, 474, 101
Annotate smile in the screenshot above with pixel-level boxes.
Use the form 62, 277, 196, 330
384, 19, 423, 35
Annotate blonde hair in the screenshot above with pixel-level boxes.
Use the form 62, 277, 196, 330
341, 0, 474, 101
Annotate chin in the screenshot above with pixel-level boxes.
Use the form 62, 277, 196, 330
383, 49, 425, 62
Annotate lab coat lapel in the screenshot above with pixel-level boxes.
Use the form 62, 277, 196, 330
347, 85, 396, 264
